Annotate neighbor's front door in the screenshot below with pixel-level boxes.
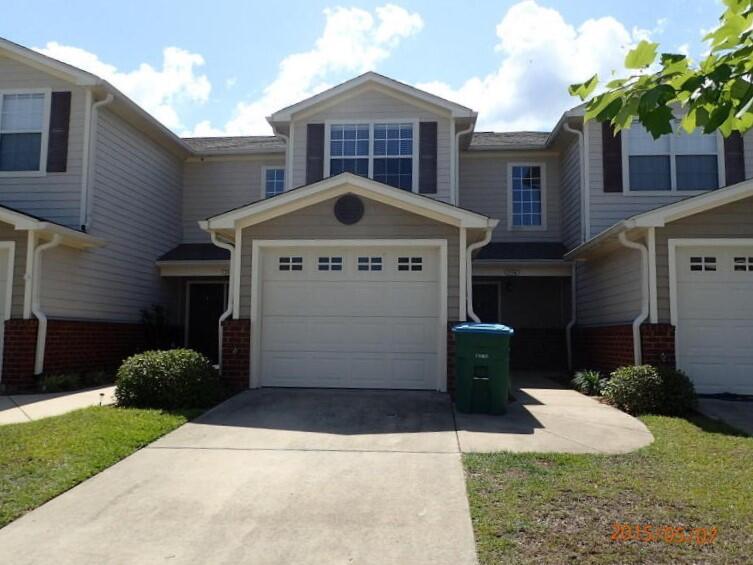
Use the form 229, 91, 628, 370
187, 283, 227, 363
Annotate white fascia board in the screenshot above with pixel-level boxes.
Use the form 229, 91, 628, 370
0, 37, 99, 86
204, 173, 493, 231
34, 223, 104, 248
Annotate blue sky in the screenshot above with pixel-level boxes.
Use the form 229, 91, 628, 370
1, 0, 723, 136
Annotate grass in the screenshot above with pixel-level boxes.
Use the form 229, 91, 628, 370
464, 414, 753, 564
0, 406, 196, 528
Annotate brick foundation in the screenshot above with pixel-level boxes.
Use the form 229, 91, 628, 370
640, 323, 676, 368
221, 319, 250, 393
573, 323, 676, 373
2, 320, 39, 391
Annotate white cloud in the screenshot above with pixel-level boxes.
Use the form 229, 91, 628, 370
416, 0, 649, 131
225, 76, 237, 89
190, 4, 423, 136
34, 42, 211, 130
677, 43, 691, 57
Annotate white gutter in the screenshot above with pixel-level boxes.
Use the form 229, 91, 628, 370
80, 93, 114, 231
454, 121, 475, 206
31, 234, 62, 375
465, 227, 494, 322
210, 232, 235, 370
562, 122, 587, 243
565, 261, 577, 371
618, 231, 649, 365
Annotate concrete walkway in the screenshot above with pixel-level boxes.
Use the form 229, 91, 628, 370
698, 398, 753, 436
0, 385, 115, 425
0, 376, 651, 564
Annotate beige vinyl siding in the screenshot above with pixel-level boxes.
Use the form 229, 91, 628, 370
654, 196, 753, 322
576, 243, 642, 326
559, 136, 582, 249
0, 221, 27, 318
458, 153, 561, 242
586, 120, 693, 239
238, 196, 460, 319
40, 108, 182, 321
0, 55, 87, 228
182, 157, 284, 242
289, 87, 452, 202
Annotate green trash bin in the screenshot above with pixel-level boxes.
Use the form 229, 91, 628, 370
452, 323, 514, 414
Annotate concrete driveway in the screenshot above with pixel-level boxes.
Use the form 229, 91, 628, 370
0, 376, 652, 564
0, 389, 477, 565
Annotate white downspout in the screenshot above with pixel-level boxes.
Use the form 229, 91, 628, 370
454, 121, 475, 206
465, 227, 494, 323
276, 131, 291, 190
31, 234, 62, 375
562, 122, 586, 243
210, 232, 235, 370
565, 261, 577, 371
618, 231, 649, 365
81, 94, 114, 232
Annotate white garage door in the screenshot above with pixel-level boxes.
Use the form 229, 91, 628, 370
675, 244, 753, 394
260, 245, 442, 389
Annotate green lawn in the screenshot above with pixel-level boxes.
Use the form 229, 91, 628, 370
465, 415, 753, 564
0, 406, 194, 528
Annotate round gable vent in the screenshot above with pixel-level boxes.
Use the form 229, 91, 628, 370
334, 194, 364, 225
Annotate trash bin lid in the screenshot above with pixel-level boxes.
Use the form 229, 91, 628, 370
452, 323, 514, 335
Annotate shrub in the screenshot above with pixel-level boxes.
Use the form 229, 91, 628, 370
42, 373, 82, 393
657, 367, 698, 415
601, 365, 663, 415
115, 349, 221, 409
571, 370, 604, 396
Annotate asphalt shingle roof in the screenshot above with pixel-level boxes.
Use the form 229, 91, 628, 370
476, 242, 567, 261
469, 131, 550, 151
157, 243, 230, 262
182, 136, 286, 154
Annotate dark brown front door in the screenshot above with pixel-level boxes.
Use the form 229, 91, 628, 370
472, 282, 500, 323
187, 283, 226, 363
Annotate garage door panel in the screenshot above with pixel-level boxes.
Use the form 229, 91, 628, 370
259, 245, 442, 390
676, 244, 753, 394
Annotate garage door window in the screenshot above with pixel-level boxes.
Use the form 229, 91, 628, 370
733, 257, 753, 272
318, 256, 343, 271
690, 256, 716, 272
279, 256, 303, 271
357, 256, 382, 271
398, 256, 423, 271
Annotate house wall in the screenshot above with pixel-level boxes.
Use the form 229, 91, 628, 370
654, 196, 753, 322
458, 152, 561, 242
0, 55, 87, 228
289, 86, 453, 202
559, 134, 582, 249
586, 121, 753, 239
0, 221, 27, 318
40, 107, 183, 322
238, 196, 460, 319
576, 241, 642, 326
182, 156, 285, 243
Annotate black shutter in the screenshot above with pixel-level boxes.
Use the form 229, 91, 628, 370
306, 123, 325, 184
46, 91, 72, 173
724, 131, 745, 186
418, 121, 437, 194
602, 122, 623, 193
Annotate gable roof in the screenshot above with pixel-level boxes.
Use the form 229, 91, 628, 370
566, 177, 753, 259
267, 71, 477, 123
201, 172, 496, 231
0, 204, 102, 248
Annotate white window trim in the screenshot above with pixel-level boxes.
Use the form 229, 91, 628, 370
621, 124, 726, 195
506, 162, 547, 231
323, 118, 420, 193
260, 165, 285, 199
0, 88, 52, 178
250, 239, 448, 391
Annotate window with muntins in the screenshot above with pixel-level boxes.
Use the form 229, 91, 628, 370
0, 92, 46, 172
397, 256, 422, 271
264, 168, 285, 198
690, 256, 717, 272
330, 124, 369, 177
511, 165, 542, 227
733, 257, 753, 272
318, 256, 343, 271
357, 256, 382, 271
627, 124, 719, 192
373, 123, 413, 190
279, 256, 303, 271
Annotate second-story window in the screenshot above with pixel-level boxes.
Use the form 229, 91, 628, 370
626, 124, 720, 192
0, 92, 47, 173
264, 167, 285, 198
373, 123, 413, 190
330, 124, 369, 177
509, 164, 544, 229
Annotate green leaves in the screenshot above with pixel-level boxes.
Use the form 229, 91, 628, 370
625, 40, 658, 69
568, 1, 753, 138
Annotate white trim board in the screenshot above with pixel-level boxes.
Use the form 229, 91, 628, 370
249, 239, 449, 392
